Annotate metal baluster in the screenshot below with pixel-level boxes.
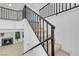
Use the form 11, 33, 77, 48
40, 17, 41, 42
54, 3, 55, 15
66, 3, 67, 11
1, 8, 2, 19
32, 13, 34, 31
3, 8, 4, 19
37, 15, 38, 38
6, 8, 7, 19
38, 16, 40, 40
43, 19, 44, 47
8, 9, 10, 19
51, 26, 55, 56
22, 8, 24, 19
7, 9, 8, 19
35, 14, 36, 34
38, 16, 40, 39
36, 15, 37, 36
62, 3, 63, 12
46, 23, 48, 54
70, 3, 71, 9
56, 3, 57, 15
74, 3, 76, 7
9, 9, 10, 19
30, 12, 34, 30
59, 3, 60, 13
4, 8, 5, 19
31, 13, 35, 32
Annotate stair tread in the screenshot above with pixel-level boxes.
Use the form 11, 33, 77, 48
55, 43, 62, 52
55, 49, 70, 56
31, 24, 70, 56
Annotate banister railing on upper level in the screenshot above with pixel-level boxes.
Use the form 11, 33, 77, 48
39, 3, 79, 18
0, 6, 23, 21
23, 5, 55, 56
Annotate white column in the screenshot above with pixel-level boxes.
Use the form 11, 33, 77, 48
13, 32, 16, 44
20, 32, 22, 42
0, 37, 2, 46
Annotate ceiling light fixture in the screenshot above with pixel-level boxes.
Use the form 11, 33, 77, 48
8, 4, 12, 7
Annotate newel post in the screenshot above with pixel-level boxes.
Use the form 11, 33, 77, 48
23, 5, 26, 19
51, 26, 55, 56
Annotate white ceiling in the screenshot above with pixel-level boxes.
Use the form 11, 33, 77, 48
26, 3, 47, 13
0, 3, 47, 13
0, 3, 25, 10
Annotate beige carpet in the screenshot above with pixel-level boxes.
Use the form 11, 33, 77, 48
0, 41, 24, 56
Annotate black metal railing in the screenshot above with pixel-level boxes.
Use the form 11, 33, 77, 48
23, 37, 51, 55
0, 6, 23, 20
39, 3, 79, 18
0, 4, 55, 56
23, 5, 55, 56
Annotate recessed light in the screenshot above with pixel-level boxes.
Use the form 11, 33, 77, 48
8, 4, 12, 7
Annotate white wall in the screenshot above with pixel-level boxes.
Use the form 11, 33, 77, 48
0, 20, 16, 29
23, 19, 47, 56
46, 7, 79, 56
0, 19, 24, 45
0, 19, 24, 30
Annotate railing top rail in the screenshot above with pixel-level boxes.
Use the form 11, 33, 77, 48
26, 5, 55, 29
23, 37, 52, 55
39, 3, 50, 11
39, 3, 79, 18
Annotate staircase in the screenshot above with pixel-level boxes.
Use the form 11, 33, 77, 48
31, 22, 70, 56
22, 4, 70, 55
0, 4, 70, 56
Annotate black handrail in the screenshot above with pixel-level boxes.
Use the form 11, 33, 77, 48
39, 3, 50, 11
39, 3, 79, 18
25, 5, 55, 28
23, 5, 55, 56
23, 37, 51, 55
